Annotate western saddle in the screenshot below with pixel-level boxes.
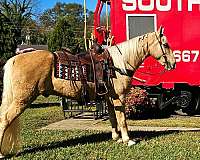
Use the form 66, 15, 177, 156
54, 44, 114, 102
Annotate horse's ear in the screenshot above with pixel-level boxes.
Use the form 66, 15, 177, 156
158, 26, 164, 37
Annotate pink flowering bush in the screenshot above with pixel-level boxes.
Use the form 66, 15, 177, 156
125, 87, 151, 119
125, 87, 148, 106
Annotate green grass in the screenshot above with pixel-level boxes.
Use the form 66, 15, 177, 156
33, 95, 60, 104
126, 116, 200, 128
13, 100, 200, 159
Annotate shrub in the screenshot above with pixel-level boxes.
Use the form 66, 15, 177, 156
125, 87, 154, 119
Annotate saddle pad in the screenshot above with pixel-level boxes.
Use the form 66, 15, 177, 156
55, 62, 94, 82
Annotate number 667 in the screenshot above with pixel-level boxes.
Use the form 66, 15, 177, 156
173, 50, 199, 62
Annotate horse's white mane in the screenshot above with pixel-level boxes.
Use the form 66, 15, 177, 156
107, 35, 142, 75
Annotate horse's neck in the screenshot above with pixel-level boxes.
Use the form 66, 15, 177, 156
117, 36, 148, 70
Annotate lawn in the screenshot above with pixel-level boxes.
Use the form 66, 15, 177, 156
13, 96, 200, 159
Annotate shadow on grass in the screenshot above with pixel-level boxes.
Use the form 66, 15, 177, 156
17, 130, 178, 157
17, 132, 111, 156
30, 103, 60, 108
129, 130, 179, 141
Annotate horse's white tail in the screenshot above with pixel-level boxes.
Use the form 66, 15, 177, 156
0, 57, 20, 155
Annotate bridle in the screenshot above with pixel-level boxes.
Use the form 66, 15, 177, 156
154, 32, 171, 69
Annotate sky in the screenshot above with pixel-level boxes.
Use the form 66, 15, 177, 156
39, 0, 98, 12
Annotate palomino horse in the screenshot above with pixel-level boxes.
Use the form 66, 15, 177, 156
0, 27, 175, 157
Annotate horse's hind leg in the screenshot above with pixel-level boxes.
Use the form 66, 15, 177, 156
0, 100, 28, 157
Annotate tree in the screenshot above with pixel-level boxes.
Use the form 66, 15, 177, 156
48, 17, 77, 52
100, 12, 110, 27
40, 2, 93, 52
39, 2, 84, 29
87, 11, 94, 26
0, 0, 36, 59
21, 19, 48, 45
0, 13, 16, 59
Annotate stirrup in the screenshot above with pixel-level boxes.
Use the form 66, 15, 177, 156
97, 81, 108, 96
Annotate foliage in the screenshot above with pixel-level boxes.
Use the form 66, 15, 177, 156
0, 58, 6, 98
21, 19, 48, 45
39, 2, 93, 29
100, 12, 110, 27
0, 1, 94, 57
0, 0, 35, 59
87, 11, 94, 26
0, 14, 16, 59
125, 87, 149, 107
125, 87, 154, 118
47, 17, 77, 52
41, 2, 93, 52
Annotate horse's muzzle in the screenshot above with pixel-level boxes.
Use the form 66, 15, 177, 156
166, 62, 176, 70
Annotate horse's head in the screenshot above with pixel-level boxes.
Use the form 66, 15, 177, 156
149, 27, 176, 70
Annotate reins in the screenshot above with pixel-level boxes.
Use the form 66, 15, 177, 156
88, 50, 97, 94
88, 49, 109, 96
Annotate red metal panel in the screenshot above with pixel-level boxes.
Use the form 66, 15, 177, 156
94, 0, 102, 36
108, 0, 200, 88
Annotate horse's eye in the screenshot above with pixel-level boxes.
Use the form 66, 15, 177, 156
163, 43, 169, 48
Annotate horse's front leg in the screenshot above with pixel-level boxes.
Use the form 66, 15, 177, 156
106, 99, 120, 141
113, 99, 136, 146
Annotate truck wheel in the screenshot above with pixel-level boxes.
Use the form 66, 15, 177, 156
175, 92, 200, 116
183, 94, 200, 115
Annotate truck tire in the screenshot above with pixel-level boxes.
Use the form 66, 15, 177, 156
183, 94, 200, 115
175, 91, 200, 116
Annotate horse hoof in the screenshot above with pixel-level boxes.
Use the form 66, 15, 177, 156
112, 136, 120, 141
112, 132, 120, 141
117, 138, 123, 143
128, 140, 137, 146
0, 154, 5, 159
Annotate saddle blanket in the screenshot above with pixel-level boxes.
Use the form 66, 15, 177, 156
55, 62, 94, 82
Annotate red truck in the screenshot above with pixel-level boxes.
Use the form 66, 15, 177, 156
94, 0, 200, 115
